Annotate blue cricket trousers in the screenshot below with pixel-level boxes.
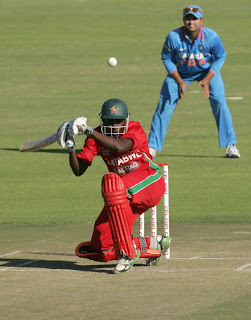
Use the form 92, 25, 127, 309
148, 71, 237, 151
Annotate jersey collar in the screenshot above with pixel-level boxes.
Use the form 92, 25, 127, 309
181, 26, 204, 41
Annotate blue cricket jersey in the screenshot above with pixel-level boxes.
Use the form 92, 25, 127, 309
162, 26, 226, 78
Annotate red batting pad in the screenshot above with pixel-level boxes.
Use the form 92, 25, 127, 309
102, 173, 137, 259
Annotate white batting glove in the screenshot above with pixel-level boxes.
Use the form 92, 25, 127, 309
65, 136, 76, 153
57, 117, 93, 150
57, 122, 76, 152
56, 122, 69, 148
67, 117, 87, 137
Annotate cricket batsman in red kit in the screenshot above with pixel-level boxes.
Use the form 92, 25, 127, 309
56, 98, 170, 274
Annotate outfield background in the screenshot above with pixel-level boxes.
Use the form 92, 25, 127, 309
0, 0, 250, 225
0, 1, 250, 320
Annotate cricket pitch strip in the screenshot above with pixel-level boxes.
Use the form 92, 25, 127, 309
0, 223, 250, 320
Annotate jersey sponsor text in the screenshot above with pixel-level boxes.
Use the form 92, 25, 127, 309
107, 151, 142, 167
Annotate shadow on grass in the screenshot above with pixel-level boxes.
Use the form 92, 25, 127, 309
158, 153, 224, 159
0, 148, 69, 154
0, 256, 144, 274
1, 148, 225, 158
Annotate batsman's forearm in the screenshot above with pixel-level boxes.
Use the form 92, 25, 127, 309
69, 152, 80, 176
69, 152, 88, 176
91, 130, 131, 154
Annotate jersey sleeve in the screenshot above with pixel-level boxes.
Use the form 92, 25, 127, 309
77, 136, 98, 166
208, 32, 226, 74
161, 31, 179, 74
121, 122, 149, 153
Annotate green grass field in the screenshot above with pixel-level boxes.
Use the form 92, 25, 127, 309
1, 0, 250, 225
1, 1, 250, 320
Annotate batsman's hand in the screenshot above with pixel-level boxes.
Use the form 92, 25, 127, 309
56, 122, 76, 152
67, 117, 87, 137
57, 117, 89, 149
56, 121, 69, 148
65, 136, 76, 153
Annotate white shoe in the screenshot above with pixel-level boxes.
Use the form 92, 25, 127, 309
226, 145, 241, 158
145, 235, 171, 267
113, 247, 140, 274
149, 147, 156, 159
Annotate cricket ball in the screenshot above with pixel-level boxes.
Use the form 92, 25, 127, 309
107, 57, 117, 67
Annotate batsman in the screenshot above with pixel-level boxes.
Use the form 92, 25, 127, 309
56, 98, 170, 274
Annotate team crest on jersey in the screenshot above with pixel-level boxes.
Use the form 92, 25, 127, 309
110, 105, 119, 114
163, 43, 171, 52
199, 45, 204, 51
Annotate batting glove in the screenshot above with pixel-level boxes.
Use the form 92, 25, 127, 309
65, 136, 76, 153
56, 122, 69, 148
67, 117, 87, 137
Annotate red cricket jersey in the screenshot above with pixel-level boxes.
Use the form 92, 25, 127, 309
77, 121, 162, 193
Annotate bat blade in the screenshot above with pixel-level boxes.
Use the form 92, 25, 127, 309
20, 133, 57, 152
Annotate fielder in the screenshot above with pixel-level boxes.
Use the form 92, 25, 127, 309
148, 5, 240, 159
56, 98, 169, 274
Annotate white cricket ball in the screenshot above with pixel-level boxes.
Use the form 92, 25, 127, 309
107, 57, 117, 67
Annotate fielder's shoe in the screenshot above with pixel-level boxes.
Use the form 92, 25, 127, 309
149, 147, 156, 159
226, 145, 241, 158
145, 235, 171, 267
113, 246, 140, 274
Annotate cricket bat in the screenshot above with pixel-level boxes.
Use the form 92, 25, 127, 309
20, 133, 57, 152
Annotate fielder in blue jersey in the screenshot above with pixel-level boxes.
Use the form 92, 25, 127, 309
148, 5, 240, 158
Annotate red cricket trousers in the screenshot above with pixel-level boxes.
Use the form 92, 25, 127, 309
91, 172, 165, 252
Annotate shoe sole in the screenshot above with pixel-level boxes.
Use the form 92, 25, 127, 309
145, 237, 171, 267
226, 155, 241, 158
145, 256, 162, 267
113, 249, 140, 274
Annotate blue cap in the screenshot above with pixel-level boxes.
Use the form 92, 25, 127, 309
183, 5, 203, 19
